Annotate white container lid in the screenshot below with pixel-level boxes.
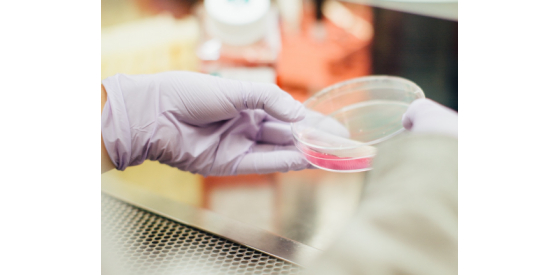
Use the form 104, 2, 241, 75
204, 0, 271, 46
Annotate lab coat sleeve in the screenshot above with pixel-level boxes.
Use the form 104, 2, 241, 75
304, 134, 458, 275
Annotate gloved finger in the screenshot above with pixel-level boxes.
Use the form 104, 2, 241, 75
305, 110, 350, 138
261, 104, 350, 139
402, 98, 431, 130
247, 144, 317, 170
263, 113, 282, 123
235, 150, 312, 175
258, 121, 294, 145
230, 81, 306, 123
402, 113, 413, 130
403, 98, 453, 127
402, 98, 458, 137
295, 110, 352, 148
250, 144, 298, 153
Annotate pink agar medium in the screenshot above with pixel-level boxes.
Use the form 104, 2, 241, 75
302, 148, 372, 171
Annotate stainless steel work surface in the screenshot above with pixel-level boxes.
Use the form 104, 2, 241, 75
102, 167, 365, 261
102, 179, 321, 267
102, 168, 366, 266
201, 170, 367, 251
102, 193, 303, 275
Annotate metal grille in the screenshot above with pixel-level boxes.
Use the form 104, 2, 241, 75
102, 194, 303, 275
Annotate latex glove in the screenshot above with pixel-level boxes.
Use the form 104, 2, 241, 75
402, 98, 458, 138
102, 71, 311, 176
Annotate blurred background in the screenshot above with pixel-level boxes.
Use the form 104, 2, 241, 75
101, 0, 457, 250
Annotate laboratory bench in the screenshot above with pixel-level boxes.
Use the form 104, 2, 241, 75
101, 0, 457, 273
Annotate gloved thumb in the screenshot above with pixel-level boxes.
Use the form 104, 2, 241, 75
402, 98, 458, 137
233, 81, 306, 123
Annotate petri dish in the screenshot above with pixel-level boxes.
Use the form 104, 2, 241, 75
291, 75, 425, 172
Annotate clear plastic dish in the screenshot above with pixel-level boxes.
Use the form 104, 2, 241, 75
291, 75, 425, 172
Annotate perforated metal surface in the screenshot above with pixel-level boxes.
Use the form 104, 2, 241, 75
102, 194, 303, 275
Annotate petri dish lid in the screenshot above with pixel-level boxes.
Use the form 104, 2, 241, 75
292, 75, 425, 151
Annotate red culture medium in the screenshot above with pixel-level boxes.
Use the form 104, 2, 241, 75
302, 148, 372, 171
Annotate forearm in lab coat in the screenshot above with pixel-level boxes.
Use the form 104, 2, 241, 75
305, 134, 458, 275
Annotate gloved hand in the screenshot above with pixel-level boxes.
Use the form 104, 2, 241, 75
402, 98, 458, 138
101, 71, 311, 176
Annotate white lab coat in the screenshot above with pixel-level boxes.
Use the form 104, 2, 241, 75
304, 134, 458, 275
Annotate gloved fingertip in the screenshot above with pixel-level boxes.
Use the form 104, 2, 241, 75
269, 98, 306, 122
293, 103, 306, 121
280, 153, 310, 172
402, 113, 413, 130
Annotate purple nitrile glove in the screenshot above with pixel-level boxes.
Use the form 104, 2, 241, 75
101, 71, 311, 176
402, 98, 458, 138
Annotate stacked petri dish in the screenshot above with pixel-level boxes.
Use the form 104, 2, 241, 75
291, 76, 425, 172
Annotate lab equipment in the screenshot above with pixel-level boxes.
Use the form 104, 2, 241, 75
101, 71, 310, 176
196, 0, 280, 84
292, 76, 425, 172
402, 98, 458, 137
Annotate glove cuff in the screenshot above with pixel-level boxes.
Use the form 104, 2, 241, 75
101, 75, 133, 171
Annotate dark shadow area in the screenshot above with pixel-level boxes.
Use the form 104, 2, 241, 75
372, 8, 458, 111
